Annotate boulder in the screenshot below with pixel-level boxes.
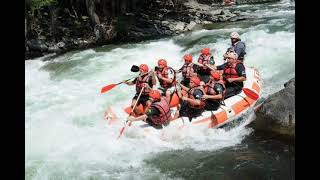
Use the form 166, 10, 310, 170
252, 78, 295, 140
185, 21, 197, 31
27, 39, 48, 52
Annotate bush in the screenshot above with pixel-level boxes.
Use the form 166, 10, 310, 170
31, 0, 58, 12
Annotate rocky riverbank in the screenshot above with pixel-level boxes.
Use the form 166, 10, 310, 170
251, 77, 295, 143
25, 0, 280, 60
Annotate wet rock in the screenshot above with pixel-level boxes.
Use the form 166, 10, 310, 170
173, 21, 186, 32
27, 39, 48, 52
229, 15, 246, 22
185, 21, 197, 31
48, 44, 59, 52
57, 41, 66, 48
26, 0, 267, 60
252, 78, 295, 139
237, 0, 281, 4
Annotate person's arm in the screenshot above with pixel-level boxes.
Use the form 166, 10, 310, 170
234, 42, 245, 57
178, 82, 190, 92
227, 76, 246, 83
127, 114, 148, 122
124, 78, 136, 85
127, 107, 159, 122
159, 69, 174, 84
202, 84, 224, 100
203, 94, 222, 100
205, 64, 216, 71
182, 96, 202, 106
175, 65, 183, 73
189, 65, 198, 76
216, 63, 227, 71
181, 89, 203, 105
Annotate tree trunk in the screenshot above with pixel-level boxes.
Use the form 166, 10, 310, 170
85, 0, 100, 25
49, 6, 57, 39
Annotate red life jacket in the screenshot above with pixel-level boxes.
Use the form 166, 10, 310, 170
136, 74, 151, 95
157, 66, 176, 88
198, 54, 213, 72
150, 97, 171, 125
205, 79, 226, 98
181, 63, 195, 79
188, 86, 206, 109
223, 60, 243, 79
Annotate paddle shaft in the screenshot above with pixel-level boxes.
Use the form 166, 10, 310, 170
130, 86, 145, 116
117, 87, 145, 139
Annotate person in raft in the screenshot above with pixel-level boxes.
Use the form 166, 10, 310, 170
175, 75, 206, 121
216, 52, 246, 99
127, 89, 171, 129
154, 59, 176, 102
203, 71, 226, 111
224, 31, 246, 62
124, 64, 157, 115
196, 47, 216, 83
176, 54, 198, 87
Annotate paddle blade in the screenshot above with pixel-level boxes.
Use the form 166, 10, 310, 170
243, 88, 259, 100
131, 65, 140, 72
101, 84, 117, 93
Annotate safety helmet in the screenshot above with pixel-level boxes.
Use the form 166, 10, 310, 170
230, 32, 240, 39
190, 76, 201, 86
184, 54, 193, 63
139, 64, 149, 72
149, 89, 161, 101
158, 59, 167, 67
226, 52, 238, 60
201, 48, 211, 55
211, 71, 221, 80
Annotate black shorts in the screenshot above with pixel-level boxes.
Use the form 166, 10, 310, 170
179, 101, 205, 121
198, 75, 211, 83
181, 78, 190, 87
225, 86, 242, 99
205, 100, 220, 111
133, 93, 150, 107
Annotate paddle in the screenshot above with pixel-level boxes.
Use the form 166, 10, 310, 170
117, 86, 145, 139
100, 78, 132, 93
100, 65, 140, 93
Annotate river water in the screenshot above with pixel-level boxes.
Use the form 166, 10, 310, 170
25, 0, 295, 179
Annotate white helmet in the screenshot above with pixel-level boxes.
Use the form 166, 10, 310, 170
226, 52, 238, 60
230, 32, 240, 39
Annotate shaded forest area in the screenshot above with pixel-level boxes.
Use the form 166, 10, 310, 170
25, 0, 278, 59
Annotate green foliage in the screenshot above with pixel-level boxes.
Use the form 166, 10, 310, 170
31, 0, 58, 11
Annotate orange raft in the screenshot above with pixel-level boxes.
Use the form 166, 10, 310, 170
105, 66, 262, 130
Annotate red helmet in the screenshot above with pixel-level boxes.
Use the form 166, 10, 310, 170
211, 71, 221, 80
158, 59, 167, 67
139, 64, 149, 72
149, 89, 161, 100
190, 76, 201, 86
184, 54, 193, 63
201, 48, 211, 55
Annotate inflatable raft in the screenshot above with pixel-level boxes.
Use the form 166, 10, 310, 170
104, 66, 262, 136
